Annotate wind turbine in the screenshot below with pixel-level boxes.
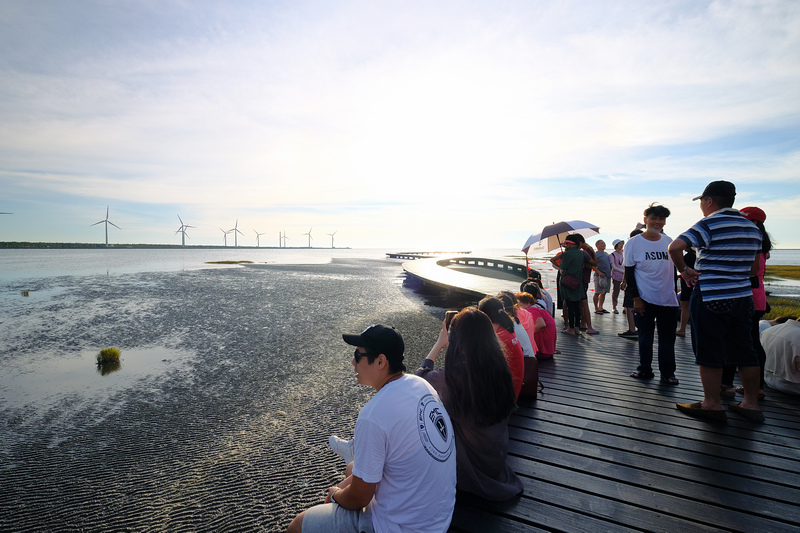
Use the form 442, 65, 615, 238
281, 231, 289, 248
302, 228, 313, 248
91, 206, 120, 247
254, 229, 265, 247
229, 219, 244, 247
326, 230, 337, 249
220, 227, 232, 247
175, 215, 194, 247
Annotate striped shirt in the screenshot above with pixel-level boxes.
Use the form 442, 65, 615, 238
677, 208, 761, 301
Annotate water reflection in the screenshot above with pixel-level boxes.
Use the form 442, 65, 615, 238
97, 361, 121, 375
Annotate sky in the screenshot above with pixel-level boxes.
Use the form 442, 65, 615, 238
1, 0, 799, 251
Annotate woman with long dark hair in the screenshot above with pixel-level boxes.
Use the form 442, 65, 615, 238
416, 307, 523, 500
478, 296, 525, 398
721, 206, 773, 400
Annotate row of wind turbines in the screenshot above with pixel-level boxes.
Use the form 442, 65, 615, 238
90, 207, 338, 248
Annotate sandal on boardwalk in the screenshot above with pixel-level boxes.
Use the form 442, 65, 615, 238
734, 386, 766, 400
660, 376, 679, 385
676, 402, 727, 422
720, 384, 736, 399
630, 371, 655, 380
728, 402, 765, 422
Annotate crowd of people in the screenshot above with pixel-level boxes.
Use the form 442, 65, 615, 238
287, 180, 797, 532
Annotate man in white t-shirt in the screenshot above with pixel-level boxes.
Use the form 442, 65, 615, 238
625, 204, 680, 384
287, 325, 457, 533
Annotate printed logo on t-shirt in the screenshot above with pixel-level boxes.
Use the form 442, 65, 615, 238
644, 251, 669, 260
417, 394, 454, 462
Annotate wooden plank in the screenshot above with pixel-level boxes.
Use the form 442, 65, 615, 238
450, 300, 800, 531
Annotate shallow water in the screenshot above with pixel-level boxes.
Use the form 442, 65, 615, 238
0, 257, 461, 532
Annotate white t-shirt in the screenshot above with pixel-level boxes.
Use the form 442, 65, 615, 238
353, 374, 457, 533
762, 320, 800, 395
623, 233, 679, 307
513, 320, 536, 358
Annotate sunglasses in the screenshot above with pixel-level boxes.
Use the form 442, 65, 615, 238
353, 348, 371, 363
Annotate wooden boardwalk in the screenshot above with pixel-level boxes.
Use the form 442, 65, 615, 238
449, 314, 800, 532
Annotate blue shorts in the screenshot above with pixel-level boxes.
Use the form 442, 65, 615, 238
302, 503, 374, 533
689, 290, 758, 368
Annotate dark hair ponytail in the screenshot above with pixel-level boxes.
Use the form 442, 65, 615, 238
755, 221, 773, 254
478, 296, 515, 333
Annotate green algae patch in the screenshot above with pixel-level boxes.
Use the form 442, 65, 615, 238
205, 260, 254, 264
97, 347, 121, 364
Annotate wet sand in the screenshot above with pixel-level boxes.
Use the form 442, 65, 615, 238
0, 259, 461, 532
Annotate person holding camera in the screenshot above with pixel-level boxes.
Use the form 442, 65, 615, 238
417, 307, 523, 501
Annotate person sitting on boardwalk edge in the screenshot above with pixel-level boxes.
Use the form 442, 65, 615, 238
417, 307, 524, 500
288, 325, 456, 533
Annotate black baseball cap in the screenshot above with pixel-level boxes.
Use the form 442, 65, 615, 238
343, 325, 404, 363
693, 180, 736, 201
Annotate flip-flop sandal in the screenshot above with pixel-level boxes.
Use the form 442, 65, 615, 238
728, 402, 765, 422
734, 386, 766, 400
630, 371, 655, 380
676, 402, 727, 422
660, 376, 680, 385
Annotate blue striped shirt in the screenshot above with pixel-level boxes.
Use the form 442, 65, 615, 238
677, 208, 761, 301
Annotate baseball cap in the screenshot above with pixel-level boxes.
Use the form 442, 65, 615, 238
739, 206, 766, 222
692, 180, 736, 201
343, 325, 404, 363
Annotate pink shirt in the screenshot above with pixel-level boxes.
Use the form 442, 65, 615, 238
515, 307, 539, 354
495, 325, 524, 399
525, 305, 557, 358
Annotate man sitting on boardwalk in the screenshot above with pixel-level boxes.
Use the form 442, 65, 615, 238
761, 317, 800, 395
287, 325, 457, 533
668, 181, 764, 422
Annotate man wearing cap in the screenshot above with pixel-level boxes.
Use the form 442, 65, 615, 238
668, 181, 764, 422
287, 325, 457, 533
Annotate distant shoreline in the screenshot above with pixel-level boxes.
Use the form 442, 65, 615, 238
0, 242, 349, 250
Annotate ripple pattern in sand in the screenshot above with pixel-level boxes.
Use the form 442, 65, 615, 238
0, 259, 445, 532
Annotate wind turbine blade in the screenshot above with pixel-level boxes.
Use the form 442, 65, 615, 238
91, 221, 104, 226
108, 221, 121, 230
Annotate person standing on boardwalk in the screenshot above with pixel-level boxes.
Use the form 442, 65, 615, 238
609, 239, 625, 314
675, 248, 696, 337
556, 235, 585, 336
593, 240, 612, 314
569, 233, 600, 334
618, 228, 643, 339
625, 204, 680, 385
669, 181, 764, 422
288, 325, 456, 533
720, 206, 772, 400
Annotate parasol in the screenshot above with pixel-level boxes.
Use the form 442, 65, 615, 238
522, 220, 600, 254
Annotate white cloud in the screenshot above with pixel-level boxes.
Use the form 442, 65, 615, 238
1, 0, 799, 248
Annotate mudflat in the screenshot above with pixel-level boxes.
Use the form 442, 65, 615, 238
0, 259, 451, 531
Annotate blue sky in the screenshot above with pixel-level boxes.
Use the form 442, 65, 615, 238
1, 0, 799, 250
